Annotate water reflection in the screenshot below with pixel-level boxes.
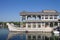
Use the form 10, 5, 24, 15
0, 29, 60, 40
7, 32, 26, 40
26, 32, 52, 40
7, 31, 60, 40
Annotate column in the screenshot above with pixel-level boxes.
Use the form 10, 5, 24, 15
41, 16, 42, 20
36, 15, 37, 20
36, 23, 38, 28
53, 22, 54, 27
31, 15, 32, 20
57, 16, 59, 19
26, 23, 28, 29
41, 23, 42, 27
31, 23, 33, 28
58, 22, 60, 26
44, 22, 45, 27
49, 22, 50, 27
22, 16, 23, 21
48, 16, 50, 19
26, 16, 27, 20
41, 22, 43, 27
44, 15, 45, 20
36, 15, 39, 20
53, 16, 54, 20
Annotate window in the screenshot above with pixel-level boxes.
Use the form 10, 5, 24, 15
22, 16, 26, 21
45, 15, 48, 19
38, 15, 41, 19
42, 22, 44, 26
23, 24, 26, 27
50, 15, 53, 19
27, 15, 31, 19
45, 22, 49, 27
28, 15, 31, 17
27, 35, 31, 40
28, 22, 31, 28
54, 22, 58, 26
33, 24, 36, 28
38, 25, 41, 28
28, 25, 31, 28
33, 23, 36, 28
38, 23, 41, 28
22, 22, 26, 28
50, 22, 53, 27
33, 15, 36, 19
54, 15, 57, 19
42, 15, 44, 19
45, 22, 49, 25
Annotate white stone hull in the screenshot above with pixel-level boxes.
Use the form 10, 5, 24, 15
6, 23, 53, 32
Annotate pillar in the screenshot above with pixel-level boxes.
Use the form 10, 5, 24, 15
36, 23, 38, 28
48, 16, 50, 19
44, 15, 45, 20
44, 22, 45, 27
57, 16, 59, 19
26, 16, 27, 20
49, 22, 50, 27
53, 22, 54, 27
58, 22, 60, 26
53, 16, 54, 20
26, 23, 28, 29
31, 23, 33, 28
36, 15, 39, 20
41, 23, 42, 27
36, 15, 37, 20
31, 15, 33, 20
41, 16, 42, 20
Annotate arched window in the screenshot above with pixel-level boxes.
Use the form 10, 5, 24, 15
45, 15, 48, 19
37, 15, 41, 19
33, 23, 36, 28
28, 22, 31, 28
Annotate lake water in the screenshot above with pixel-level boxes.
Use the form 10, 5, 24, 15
0, 28, 60, 40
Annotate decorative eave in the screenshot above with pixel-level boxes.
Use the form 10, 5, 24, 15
20, 10, 59, 16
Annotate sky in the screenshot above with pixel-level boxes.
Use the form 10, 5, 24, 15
0, 0, 60, 22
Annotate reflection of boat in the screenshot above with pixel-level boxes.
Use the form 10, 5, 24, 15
7, 31, 52, 40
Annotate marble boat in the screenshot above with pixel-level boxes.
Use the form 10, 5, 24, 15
7, 10, 60, 32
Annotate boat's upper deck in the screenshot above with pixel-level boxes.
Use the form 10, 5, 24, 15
20, 10, 60, 22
